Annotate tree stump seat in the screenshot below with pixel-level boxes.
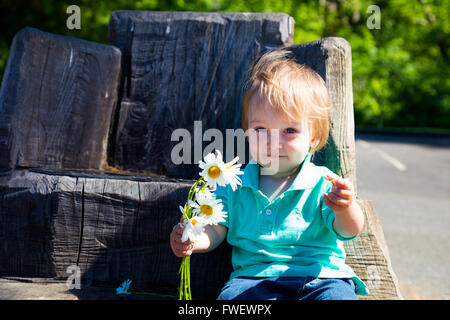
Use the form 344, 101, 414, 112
0, 11, 401, 299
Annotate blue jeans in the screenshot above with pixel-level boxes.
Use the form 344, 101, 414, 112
217, 276, 358, 300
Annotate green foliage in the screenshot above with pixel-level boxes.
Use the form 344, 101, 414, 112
0, 0, 448, 129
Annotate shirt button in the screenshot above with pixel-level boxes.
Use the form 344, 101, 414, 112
266, 209, 272, 215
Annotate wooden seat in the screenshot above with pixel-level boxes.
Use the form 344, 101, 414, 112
0, 12, 401, 299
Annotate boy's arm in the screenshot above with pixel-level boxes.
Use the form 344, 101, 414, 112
332, 201, 365, 239
192, 224, 228, 253
323, 175, 364, 239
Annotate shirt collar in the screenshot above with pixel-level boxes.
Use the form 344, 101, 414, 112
241, 153, 319, 192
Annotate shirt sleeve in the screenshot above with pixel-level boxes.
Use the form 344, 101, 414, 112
214, 185, 230, 229
320, 177, 358, 242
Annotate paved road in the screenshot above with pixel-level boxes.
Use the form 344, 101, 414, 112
355, 133, 450, 300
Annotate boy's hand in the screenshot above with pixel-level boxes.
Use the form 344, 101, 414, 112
170, 224, 195, 258
323, 174, 356, 213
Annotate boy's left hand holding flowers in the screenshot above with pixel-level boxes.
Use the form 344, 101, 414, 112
323, 174, 364, 239
173, 149, 243, 300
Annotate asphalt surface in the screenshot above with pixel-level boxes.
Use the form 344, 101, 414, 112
355, 132, 450, 300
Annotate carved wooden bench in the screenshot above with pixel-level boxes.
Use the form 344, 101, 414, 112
0, 11, 401, 299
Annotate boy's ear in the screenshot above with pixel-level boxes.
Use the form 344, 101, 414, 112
310, 134, 320, 148
309, 136, 321, 154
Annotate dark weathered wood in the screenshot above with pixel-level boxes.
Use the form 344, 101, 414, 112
0, 169, 232, 297
288, 38, 357, 191
0, 184, 56, 277
108, 11, 294, 179
0, 27, 122, 170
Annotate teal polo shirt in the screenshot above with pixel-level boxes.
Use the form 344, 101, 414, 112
215, 153, 368, 295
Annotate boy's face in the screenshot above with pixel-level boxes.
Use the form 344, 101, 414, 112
246, 94, 317, 177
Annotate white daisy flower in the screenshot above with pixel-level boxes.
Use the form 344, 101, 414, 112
179, 204, 189, 224
181, 216, 205, 243
199, 150, 243, 191
194, 187, 214, 202
188, 195, 227, 225
222, 156, 244, 191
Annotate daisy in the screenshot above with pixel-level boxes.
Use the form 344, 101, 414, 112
181, 216, 205, 243
194, 186, 214, 202
198, 150, 243, 191
188, 194, 227, 225
179, 203, 190, 224
222, 156, 244, 191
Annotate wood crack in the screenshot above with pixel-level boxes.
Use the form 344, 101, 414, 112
75, 180, 84, 266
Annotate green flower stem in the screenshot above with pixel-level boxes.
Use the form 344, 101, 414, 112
187, 255, 191, 298
184, 258, 188, 299
186, 177, 205, 218
178, 177, 206, 300
185, 256, 189, 299
178, 256, 186, 300
188, 177, 204, 201
178, 256, 191, 300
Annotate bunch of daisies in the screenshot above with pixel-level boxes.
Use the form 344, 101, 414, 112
178, 150, 243, 300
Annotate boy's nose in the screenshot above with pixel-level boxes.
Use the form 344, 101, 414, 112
266, 132, 282, 155
267, 144, 282, 155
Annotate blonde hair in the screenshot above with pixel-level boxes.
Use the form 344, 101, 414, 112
242, 49, 330, 153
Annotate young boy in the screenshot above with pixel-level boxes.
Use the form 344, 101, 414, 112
170, 49, 368, 299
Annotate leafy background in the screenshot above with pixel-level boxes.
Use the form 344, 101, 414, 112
0, 0, 448, 130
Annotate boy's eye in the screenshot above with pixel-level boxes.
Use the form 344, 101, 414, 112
285, 128, 297, 134
255, 127, 267, 132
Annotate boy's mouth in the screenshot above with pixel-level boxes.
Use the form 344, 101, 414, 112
267, 154, 286, 158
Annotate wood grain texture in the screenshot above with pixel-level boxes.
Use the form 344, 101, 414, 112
0, 169, 232, 297
108, 11, 294, 178
345, 199, 403, 299
0, 27, 122, 170
0, 170, 400, 299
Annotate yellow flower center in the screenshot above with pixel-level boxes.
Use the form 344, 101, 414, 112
191, 219, 197, 226
208, 166, 221, 179
200, 204, 213, 216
